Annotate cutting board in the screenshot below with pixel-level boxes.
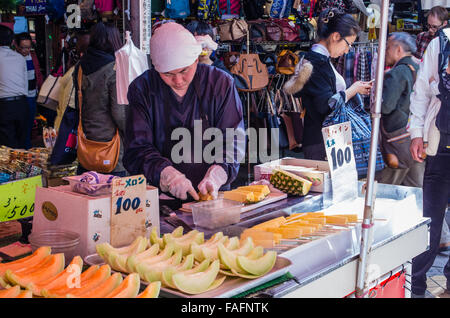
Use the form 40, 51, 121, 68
179, 192, 288, 213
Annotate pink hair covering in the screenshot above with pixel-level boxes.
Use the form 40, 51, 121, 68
194, 35, 218, 51
150, 22, 202, 73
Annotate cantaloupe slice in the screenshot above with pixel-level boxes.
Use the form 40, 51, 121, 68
240, 229, 282, 248
0, 276, 10, 288
0, 285, 21, 298
301, 217, 326, 225
271, 226, 303, 239
104, 273, 141, 298
62, 264, 111, 297
325, 215, 349, 224
236, 251, 277, 276
136, 249, 183, 283
41, 265, 99, 298
172, 259, 220, 295
0, 246, 51, 279
73, 273, 123, 298
16, 290, 32, 298
251, 216, 287, 231
136, 281, 161, 298
284, 219, 311, 226
161, 258, 211, 289
5, 253, 65, 288
27, 255, 83, 296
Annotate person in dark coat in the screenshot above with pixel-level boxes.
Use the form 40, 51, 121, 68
124, 22, 245, 203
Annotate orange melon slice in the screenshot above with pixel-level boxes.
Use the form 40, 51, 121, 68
59, 265, 111, 298
0, 285, 21, 298
27, 256, 83, 296
136, 281, 161, 298
0, 247, 51, 278
5, 254, 65, 288
41, 265, 99, 298
16, 290, 33, 298
74, 273, 123, 298
104, 273, 141, 298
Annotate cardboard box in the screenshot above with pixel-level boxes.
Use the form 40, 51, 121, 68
32, 185, 160, 258
254, 157, 331, 193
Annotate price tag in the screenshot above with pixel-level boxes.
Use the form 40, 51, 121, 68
110, 174, 147, 247
322, 122, 358, 203
0, 176, 42, 222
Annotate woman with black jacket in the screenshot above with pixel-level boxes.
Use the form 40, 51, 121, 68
293, 8, 373, 160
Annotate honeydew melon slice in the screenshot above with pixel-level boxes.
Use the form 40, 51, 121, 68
161, 258, 211, 289
0, 246, 51, 279
27, 255, 83, 296
0, 285, 20, 298
164, 231, 204, 256
149, 227, 164, 248
204, 275, 227, 292
225, 237, 240, 250
104, 273, 141, 298
191, 235, 229, 262
96, 236, 147, 260
136, 281, 161, 298
5, 253, 65, 288
72, 272, 123, 298
125, 243, 160, 273
217, 243, 246, 274
172, 259, 220, 295
136, 248, 183, 283
236, 250, 277, 277
127, 243, 176, 273
41, 265, 99, 298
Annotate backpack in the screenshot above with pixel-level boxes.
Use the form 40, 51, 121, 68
198, 0, 221, 20
219, 0, 241, 17
165, 0, 190, 19
230, 53, 269, 92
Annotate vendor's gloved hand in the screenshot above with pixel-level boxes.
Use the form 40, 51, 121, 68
198, 165, 228, 200
160, 166, 199, 201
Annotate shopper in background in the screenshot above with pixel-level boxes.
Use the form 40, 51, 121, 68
292, 8, 372, 160
74, 22, 127, 177
124, 22, 244, 203
378, 32, 424, 187
414, 6, 448, 61
408, 27, 450, 298
0, 25, 29, 150
15, 32, 44, 149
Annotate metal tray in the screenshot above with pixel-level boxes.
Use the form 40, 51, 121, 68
84, 253, 292, 298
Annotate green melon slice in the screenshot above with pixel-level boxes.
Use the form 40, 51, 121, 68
163, 230, 204, 256
104, 273, 141, 298
204, 275, 226, 292
5, 253, 65, 288
191, 234, 229, 262
225, 237, 240, 250
217, 240, 254, 274
96, 236, 147, 260
172, 259, 220, 295
125, 243, 160, 273
136, 248, 183, 282
149, 227, 164, 248
127, 243, 176, 273
0, 285, 21, 298
136, 281, 161, 298
236, 250, 277, 276
161, 258, 211, 289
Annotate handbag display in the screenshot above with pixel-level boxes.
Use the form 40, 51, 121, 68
272, 18, 301, 42
37, 74, 62, 111
265, 21, 283, 41
248, 20, 267, 42
217, 19, 248, 41
276, 49, 299, 75
76, 66, 120, 173
230, 53, 269, 92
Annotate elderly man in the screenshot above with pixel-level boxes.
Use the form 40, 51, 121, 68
379, 32, 424, 187
124, 22, 245, 203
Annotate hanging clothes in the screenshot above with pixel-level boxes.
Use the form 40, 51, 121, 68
343, 50, 355, 88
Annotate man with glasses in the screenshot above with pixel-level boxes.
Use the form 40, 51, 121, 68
414, 6, 448, 61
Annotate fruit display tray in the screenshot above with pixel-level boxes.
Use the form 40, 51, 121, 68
84, 253, 292, 298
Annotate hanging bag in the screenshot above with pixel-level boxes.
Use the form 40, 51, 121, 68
276, 49, 299, 75
230, 52, 269, 92
76, 66, 121, 173
50, 104, 78, 165
37, 74, 62, 111
217, 18, 248, 41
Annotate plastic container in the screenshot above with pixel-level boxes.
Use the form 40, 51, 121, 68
29, 230, 80, 262
63, 175, 113, 196
191, 199, 243, 230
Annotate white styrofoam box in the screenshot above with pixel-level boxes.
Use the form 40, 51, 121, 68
254, 157, 332, 193
32, 185, 160, 258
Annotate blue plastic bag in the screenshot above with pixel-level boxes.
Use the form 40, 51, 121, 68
323, 92, 384, 177
165, 0, 190, 19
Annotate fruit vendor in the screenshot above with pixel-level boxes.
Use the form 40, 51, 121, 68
123, 22, 245, 202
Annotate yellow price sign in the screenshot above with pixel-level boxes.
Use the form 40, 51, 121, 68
0, 176, 43, 222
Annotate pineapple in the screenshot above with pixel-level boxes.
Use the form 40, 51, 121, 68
270, 169, 312, 196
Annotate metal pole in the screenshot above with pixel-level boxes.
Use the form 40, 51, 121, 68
355, 0, 390, 298
246, 31, 251, 184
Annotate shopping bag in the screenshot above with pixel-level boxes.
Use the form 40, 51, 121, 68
50, 106, 78, 165
37, 74, 62, 111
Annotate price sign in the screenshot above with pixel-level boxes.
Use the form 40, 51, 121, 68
322, 122, 358, 203
0, 176, 42, 222
110, 174, 147, 247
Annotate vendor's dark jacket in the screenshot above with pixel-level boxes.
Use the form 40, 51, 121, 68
294, 51, 336, 147
381, 56, 419, 133
73, 47, 128, 173
123, 63, 245, 191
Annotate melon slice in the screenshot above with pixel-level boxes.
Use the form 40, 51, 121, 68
0, 276, 10, 288
0, 285, 20, 298
0, 246, 51, 279
332, 214, 358, 223
161, 258, 211, 289
236, 250, 277, 276
125, 243, 160, 273
5, 253, 65, 288
223, 190, 255, 204
149, 227, 164, 248
127, 243, 176, 273
16, 290, 32, 298
27, 255, 83, 296
204, 275, 226, 292
191, 234, 228, 262
104, 273, 141, 298
325, 215, 349, 224
136, 248, 183, 283
97, 236, 148, 272
41, 265, 99, 298
136, 281, 161, 298
172, 259, 220, 295
225, 237, 240, 250
163, 230, 204, 256
62, 264, 111, 297
73, 273, 123, 298
217, 243, 246, 274
237, 185, 271, 196
251, 216, 287, 231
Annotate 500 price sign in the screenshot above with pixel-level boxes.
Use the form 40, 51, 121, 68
110, 175, 147, 247
322, 122, 358, 203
